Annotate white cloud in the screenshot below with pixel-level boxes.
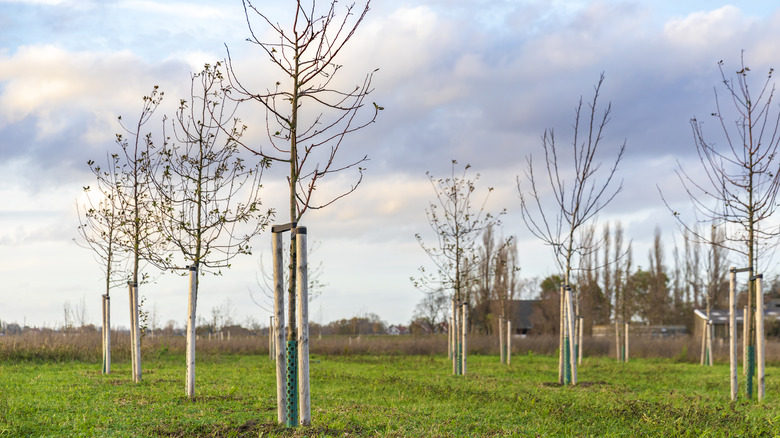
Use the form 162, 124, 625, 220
663, 6, 754, 49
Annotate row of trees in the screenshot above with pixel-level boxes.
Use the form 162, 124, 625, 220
415, 53, 780, 389
77, 0, 381, 407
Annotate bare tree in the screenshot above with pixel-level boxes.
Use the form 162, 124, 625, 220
76, 157, 128, 372
517, 74, 626, 384
414, 161, 503, 305
226, 2, 380, 421
88, 86, 167, 383
665, 52, 780, 397
152, 64, 270, 398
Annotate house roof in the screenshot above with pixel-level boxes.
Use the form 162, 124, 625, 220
694, 308, 780, 324
508, 300, 539, 329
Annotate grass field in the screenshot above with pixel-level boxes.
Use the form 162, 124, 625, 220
1, 349, 779, 437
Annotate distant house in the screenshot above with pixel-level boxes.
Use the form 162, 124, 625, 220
387, 325, 409, 335
694, 300, 780, 340
491, 300, 539, 336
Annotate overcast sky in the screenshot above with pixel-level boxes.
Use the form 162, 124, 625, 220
2, 0, 780, 330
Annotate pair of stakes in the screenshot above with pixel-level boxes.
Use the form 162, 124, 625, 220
270, 223, 311, 427
728, 268, 766, 402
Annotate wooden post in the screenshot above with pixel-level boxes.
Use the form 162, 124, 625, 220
101, 295, 107, 374
729, 267, 738, 401
700, 314, 707, 365
186, 264, 197, 398
273, 230, 287, 424
707, 321, 714, 366
743, 305, 748, 377
461, 303, 468, 375
104, 294, 111, 374
558, 283, 565, 384
506, 318, 511, 365
577, 316, 583, 365
128, 281, 141, 383
615, 318, 620, 362
127, 282, 136, 381
296, 227, 311, 425
269, 316, 274, 360
755, 275, 765, 401
565, 287, 577, 385
499, 315, 505, 364
448, 315, 453, 361
624, 322, 629, 363
452, 299, 458, 375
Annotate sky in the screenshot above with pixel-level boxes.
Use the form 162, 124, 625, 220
2, 0, 780, 330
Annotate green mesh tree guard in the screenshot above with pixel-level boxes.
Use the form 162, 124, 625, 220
285, 341, 298, 427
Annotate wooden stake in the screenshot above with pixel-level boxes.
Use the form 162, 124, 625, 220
558, 283, 565, 384
296, 227, 311, 425
707, 321, 714, 366
270, 316, 275, 360
461, 303, 468, 375
105, 295, 111, 374
755, 275, 765, 401
186, 265, 197, 398
499, 315, 505, 364
273, 231, 287, 424
729, 267, 738, 401
506, 318, 511, 365
565, 287, 577, 385
623, 322, 629, 363
578, 316, 583, 365
743, 305, 748, 377
452, 299, 457, 375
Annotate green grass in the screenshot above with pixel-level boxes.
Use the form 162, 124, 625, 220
1, 352, 779, 437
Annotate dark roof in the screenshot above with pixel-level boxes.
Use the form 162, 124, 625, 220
694, 308, 780, 325
508, 300, 539, 329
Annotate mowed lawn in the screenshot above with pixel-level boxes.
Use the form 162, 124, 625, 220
1, 352, 779, 437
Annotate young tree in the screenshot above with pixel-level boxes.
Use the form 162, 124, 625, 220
88, 86, 167, 383
414, 161, 503, 374
666, 53, 780, 397
227, 1, 381, 424
76, 162, 127, 373
152, 64, 271, 398
517, 74, 626, 384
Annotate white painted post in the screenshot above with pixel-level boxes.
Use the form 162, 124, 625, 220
296, 227, 311, 425
578, 316, 583, 365
565, 287, 577, 385
755, 275, 765, 401
506, 318, 511, 365
186, 264, 197, 398
461, 303, 468, 375
729, 267, 738, 401
624, 322, 629, 363
499, 315, 505, 364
